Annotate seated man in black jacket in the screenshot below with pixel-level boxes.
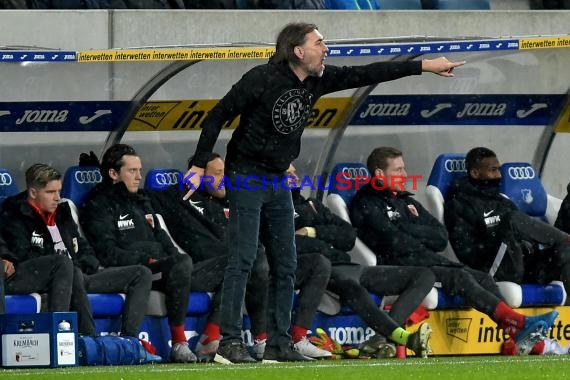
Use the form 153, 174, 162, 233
445, 147, 570, 302
1, 163, 152, 340
0, 227, 73, 315
80, 144, 194, 363
350, 146, 559, 355
289, 164, 434, 358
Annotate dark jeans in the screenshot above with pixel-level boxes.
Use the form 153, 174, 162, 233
6, 255, 74, 311
148, 254, 193, 326
86, 266, 152, 337
220, 172, 297, 349
328, 265, 435, 337
294, 253, 331, 328
207, 250, 270, 337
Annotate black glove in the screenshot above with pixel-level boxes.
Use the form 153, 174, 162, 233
79, 151, 100, 167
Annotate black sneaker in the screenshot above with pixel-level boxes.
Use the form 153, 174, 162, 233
262, 344, 315, 363
214, 341, 257, 364
406, 322, 432, 358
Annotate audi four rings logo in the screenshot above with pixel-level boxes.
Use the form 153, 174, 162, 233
341, 167, 369, 179
444, 159, 466, 173
0, 173, 13, 186
507, 166, 535, 180
74, 170, 102, 184
153, 172, 180, 186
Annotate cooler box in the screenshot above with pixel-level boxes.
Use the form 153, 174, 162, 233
0, 312, 78, 368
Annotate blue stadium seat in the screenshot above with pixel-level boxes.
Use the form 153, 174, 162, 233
144, 168, 183, 191
61, 165, 102, 207
427, 154, 566, 307
425, 153, 467, 223
5, 294, 41, 314
0, 168, 19, 207
326, 162, 377, 266
377, 0, 422, 9
430, 0, 490, 9
499, 162, 562, 223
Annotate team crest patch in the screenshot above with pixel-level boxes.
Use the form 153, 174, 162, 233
272, 88, 313, 135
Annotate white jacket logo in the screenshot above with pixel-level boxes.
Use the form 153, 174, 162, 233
117, 217, 135, 230
31, 231, 43, 248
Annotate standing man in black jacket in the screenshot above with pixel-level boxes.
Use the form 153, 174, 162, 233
184, 21, 465, 363
80, 145, 195, 363
350, 147, 559, 355
289, 164, 434, 358
1, 163, 152, 339
148, 153, 270, 362
444, 147, 570, 299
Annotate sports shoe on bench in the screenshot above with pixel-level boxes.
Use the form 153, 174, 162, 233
406, 322, 432, 358
214, 341, 257, 364
294, 336, 332, 359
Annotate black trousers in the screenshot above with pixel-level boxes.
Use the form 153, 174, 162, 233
71, 265, 153, 336
328, 265, 435, 337
147, 254, 193, 326
509, 211, 570, 296
293, 253, 332, 329
386, 250, 504, 320
6, 255, 74, 312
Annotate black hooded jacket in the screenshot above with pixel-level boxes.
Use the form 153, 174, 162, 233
555, 182, 570, 234
292, 188, 354, 264
193, 61, 421, 175
350, 183, 456, 267
1, 191, 99, 274
444, 177, 519, 273
80, 182, 179, 267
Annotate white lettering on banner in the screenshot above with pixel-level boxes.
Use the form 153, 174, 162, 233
327, 327, 375, 345
421, 103, 453, 118
359, 103, 410, 118
516, 103, 548, 118
456, 103, 507, 118
79, 109, 112, 125
15, 109, 69, 124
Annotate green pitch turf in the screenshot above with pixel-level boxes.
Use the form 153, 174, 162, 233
2, 356, 567, 380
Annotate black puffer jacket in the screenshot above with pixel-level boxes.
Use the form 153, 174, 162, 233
292, 188, 354, 264
1, 192, 99, 274
80, 182, 179, 267
350, 183, 459, 267
148, 186, 228, 262
555, 182, 570, 234
444, 177, 519, 275
193, 61, 421, 175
